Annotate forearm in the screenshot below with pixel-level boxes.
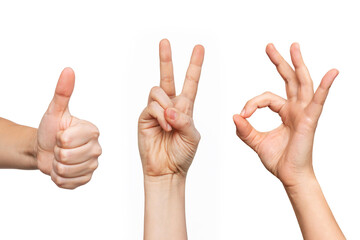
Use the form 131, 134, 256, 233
285, 174, 345, 240
0, 118, 38, 169
144, 174, 187, 240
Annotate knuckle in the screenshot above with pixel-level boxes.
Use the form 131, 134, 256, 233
82, 121, 100, 139
90, 161, 99, 172
150, 86, 161, 96
93, 145, 102, 157
149, 101, 157, 109
60, 134, 71, 147
52, 175, 65, 188
59, 149, 69, 162
84, 175, 92, 185
194, 130, 201, 142
91, 129, 100, 139
161, 76, 172, 83
54, 162, 66, 176
184, 117, 192, 128
262, 91, 273, 97
245, 99, 253, 106
186, 73, 197, 83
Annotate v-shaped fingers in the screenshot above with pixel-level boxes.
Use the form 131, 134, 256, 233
181, 44, 205, 103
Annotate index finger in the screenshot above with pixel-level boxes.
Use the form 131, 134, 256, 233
159, 39, 176, 97
56, 121, 100, 149
181, 44, 205, 102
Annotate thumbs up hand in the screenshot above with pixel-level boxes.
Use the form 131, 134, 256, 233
36, 68, 102, 189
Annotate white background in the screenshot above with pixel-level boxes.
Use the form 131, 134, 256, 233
0, 0, 359, 239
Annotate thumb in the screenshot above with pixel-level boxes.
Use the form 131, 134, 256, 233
165, 108, 199, 140
233, 114, 263, 151
48, 67, 75, 114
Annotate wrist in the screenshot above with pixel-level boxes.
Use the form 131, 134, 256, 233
32, 129, 39, 169
144, 174, 186, 192
280, 164, 316, 189
284, 173, 319, 198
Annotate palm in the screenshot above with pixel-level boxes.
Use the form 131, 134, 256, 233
234, 43, 338, 186
138, 39, 204, 177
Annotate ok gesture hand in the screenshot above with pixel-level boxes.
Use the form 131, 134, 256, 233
234, 43, 338, 187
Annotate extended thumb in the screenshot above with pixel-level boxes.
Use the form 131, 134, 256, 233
48, 67, 75, 114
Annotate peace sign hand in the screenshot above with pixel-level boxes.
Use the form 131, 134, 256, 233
234, 43, 338, 187
138, 39, 205, 179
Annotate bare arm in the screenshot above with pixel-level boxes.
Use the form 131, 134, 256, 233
0, 118, 37, 169
285, 176, 344, 239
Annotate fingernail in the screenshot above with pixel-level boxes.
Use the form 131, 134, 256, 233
167, 124, 172, 131
240, 108, 246, 117
166, 108, 177, 120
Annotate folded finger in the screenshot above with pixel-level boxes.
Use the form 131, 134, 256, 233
51, 170, 92, 189
241, 91, 286, 118
54, 140, 102, 165
148, 86, 173, 109
56, 121, 99, 149
53, 158, 98, 178
143, 101, 172, 131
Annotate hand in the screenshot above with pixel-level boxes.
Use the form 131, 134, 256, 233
36, 68, 102, 189
233, 43, 338, 187
138, 39, 205, 178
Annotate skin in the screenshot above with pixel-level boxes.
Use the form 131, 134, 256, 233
233, 43, 345, 239
0, 68, 102, 189
138, 39, 205, 240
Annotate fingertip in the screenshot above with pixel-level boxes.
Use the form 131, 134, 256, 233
233, 114, 240, 124
165, 108, 177, 121
63, 67, 75, 75
193, 44, 205, 58
56, 67, 75, 98
266, 43, 275, 53
165, 123, 172, 132
322, 68, 339, 88
159, 39, 172, 61
192, 45, 205, 65
291, 42, 300, 51
240, 108, 246, 117
194, 44, 205, 54
160, 38, 170, 47
233, 114, 246, 127
331, 68, 340, 77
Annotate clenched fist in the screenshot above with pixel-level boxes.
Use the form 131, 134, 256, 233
36, 68, 102, 189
